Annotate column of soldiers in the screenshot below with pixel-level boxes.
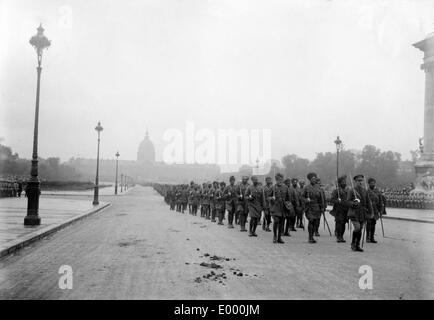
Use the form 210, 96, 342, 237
382, 189, 434, 209
155, 172, 387, 252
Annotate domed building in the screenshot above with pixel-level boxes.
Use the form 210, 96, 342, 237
67, 129, 220, 184
137, 131, 155, 163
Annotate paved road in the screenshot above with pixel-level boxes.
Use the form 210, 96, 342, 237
0, 186, 433, 299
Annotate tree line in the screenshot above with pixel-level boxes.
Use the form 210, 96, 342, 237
278, 145, 414, 188
0, 144, 81, 181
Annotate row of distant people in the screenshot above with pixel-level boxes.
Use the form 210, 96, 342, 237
381, 190, 434, 210
0, 180, 24, 198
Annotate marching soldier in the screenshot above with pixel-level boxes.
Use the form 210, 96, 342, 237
292, 178, 305, 229
180, 185, 189, 213
303, 173, 323, 243
236, 176, 250, 232
245, 176, 265, 237
347, 174, 369, 252
270, 173, 291, 244
315, 177, 327, 237
188, 181, 194, 214
224, 176, 238, 229
262, 177, 273, 232
330, 175, 350, 243
216, 182, 226, 225
283, 178, 298, 236
210, 181, 218, 222
366, 178, 383, 244
192, 185, 200, 216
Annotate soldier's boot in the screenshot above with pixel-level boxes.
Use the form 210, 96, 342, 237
351, 232, 357, 251
273, 221, 279, 243
313, 219, 320, 236
277, 223, 285, 243
308, 222, 316, 243
290, 217, 297, 231
265, 219, 270, 231
252, 219, 258, 236
283, 219, 290, 236
355, 232, 364, 252
262, 220, 266, 231
370, 223, 378, 243
340, 227, 346, 242
240, 216, 247, 232
366, 221, 371, 243
248, 219, 254, 236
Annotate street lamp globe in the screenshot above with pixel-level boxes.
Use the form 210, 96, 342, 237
334, 136, 343, 151
95, 121, 103, 133
29, 24, 51, 64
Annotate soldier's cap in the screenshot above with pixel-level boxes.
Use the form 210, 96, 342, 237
265, 176, 272, 180
368, 177, 376, 183
353, 174, 364, 181
291, 178, 298, 183
338, 175, 347, 183
242, 175, 249, 180
251, 175, 258, 180
307, 172, 317, 181
284, 178, 291, 184
275, 173, 284, 179
229, 175, 236, 181
220, 181, 226, 186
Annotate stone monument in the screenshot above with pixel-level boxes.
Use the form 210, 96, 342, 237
413, 32, 434, 193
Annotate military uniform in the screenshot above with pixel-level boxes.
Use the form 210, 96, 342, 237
270, 176, 291, 243
330, 177, 350, 242
347, 175, 369, 252
224, 179, 238, 228
303, 173, 323, 243
262, 180, 273, 231
215, 183, 226, 225
283, 179, 298, 236
245, 180, 265, 237
366, 183, 383, 243
236, 179, 250, 232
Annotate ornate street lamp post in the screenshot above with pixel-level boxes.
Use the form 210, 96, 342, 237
334, 136, 343, 179
114, 152, 120, 195
24, 24, 51, 226
120, 174, 123, 193
93, 122, 103, 205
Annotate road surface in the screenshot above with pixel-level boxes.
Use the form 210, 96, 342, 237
1, 186, 433, 299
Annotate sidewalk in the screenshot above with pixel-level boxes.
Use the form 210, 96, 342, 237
381, 208, 434, 224
0, 197, 110, 258
42, 185, 135, 196
326, 206, 434, 224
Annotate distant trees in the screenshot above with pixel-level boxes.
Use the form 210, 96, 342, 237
281, 145, 413, 188
281, 154, 309, 179
0, 144, 81, 181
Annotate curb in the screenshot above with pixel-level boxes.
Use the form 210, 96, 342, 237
0, 202, 112, 259
382, 215, 434, 224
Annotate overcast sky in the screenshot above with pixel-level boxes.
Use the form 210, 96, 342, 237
1, 0, 434, 170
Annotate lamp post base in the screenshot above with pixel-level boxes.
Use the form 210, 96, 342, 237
92, 186, 99, 206
25, 179, 41, 226
24, 215, 41, 226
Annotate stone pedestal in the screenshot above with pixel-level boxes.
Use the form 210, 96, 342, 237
413, 33, 434, 193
